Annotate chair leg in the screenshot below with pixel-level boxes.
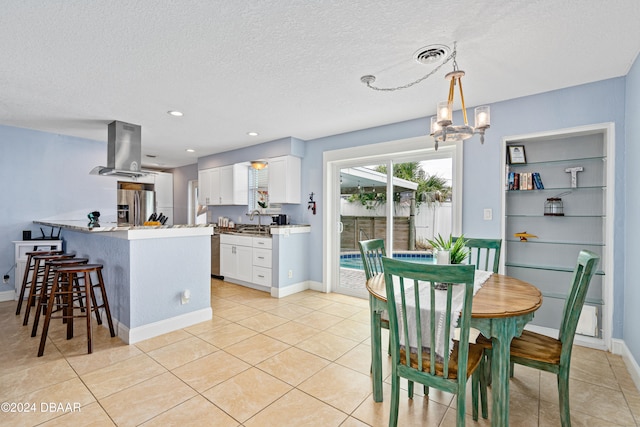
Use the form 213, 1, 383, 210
93, 268, 115, 337
480, 366, 488, 419
456, 383, 466, 427
369, 304, 383, 402
558, 370, 571, 427
484, 348, 493, 387
38, 272, 62, 357
389, 372, 400, 427
472, 371, 479, 421
472, 358, 489, 421
15, 255, 34, 315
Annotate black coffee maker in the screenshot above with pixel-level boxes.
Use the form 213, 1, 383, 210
271, 214, 289, 225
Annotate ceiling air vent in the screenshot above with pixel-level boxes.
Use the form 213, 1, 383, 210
413, 44, 451, 65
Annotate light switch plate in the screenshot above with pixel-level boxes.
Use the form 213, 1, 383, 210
483, 208, 492, 220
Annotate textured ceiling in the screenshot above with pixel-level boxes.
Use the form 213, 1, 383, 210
1, 1, 639, 169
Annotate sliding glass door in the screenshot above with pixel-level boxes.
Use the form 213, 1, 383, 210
336, 162, 390, 297
330, 146, 457, 298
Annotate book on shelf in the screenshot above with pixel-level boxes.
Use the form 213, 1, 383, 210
508, 172, 544, 190
532, 172, 544, 189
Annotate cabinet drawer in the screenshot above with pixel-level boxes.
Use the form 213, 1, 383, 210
252, 266, 272, 286
253, 248, 272, 268
252, 237, 272, 249
220, 234, 253, 246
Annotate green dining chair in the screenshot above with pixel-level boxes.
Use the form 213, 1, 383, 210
452, 237, 502, 385
478, 250, 599, 427
381, 257, 486, 426
358, 239, 388, 402
358, 239, 386, 281
452, 237, 502, 273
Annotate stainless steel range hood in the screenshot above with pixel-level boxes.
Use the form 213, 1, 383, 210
90, 121, 149, 178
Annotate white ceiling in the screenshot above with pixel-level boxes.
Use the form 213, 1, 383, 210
1, 1, 639, 169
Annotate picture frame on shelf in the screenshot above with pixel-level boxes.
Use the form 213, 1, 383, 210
508, 145, 527, 164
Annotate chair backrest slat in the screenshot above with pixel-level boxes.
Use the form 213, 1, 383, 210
453, 237, 502, 273
558, 250, 599, 363
358, 239, 386, 280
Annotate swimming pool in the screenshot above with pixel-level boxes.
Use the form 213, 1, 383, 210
340, 253, 434, 270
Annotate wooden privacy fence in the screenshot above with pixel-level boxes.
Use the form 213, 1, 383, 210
341, 216, 410, 250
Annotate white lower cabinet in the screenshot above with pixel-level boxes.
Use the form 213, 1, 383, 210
252, 237, 272, 287
220, 234, 272, 288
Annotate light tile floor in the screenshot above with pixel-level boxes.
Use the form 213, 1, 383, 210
1, 279, 639, 426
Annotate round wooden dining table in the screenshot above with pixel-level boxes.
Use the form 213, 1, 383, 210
366, 272, 542, 427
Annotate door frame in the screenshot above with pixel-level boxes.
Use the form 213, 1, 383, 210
323, 135, 463, 294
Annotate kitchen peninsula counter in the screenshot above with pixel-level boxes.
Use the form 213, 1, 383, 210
34, 220, 213, 344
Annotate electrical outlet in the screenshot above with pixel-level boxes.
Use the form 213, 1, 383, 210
483, 208, 492, 220
3, 274, 9, 284
288, 270, 293, 279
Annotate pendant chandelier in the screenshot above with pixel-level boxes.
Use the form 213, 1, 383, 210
429, 55, 490, 150
361, 42, 490, 151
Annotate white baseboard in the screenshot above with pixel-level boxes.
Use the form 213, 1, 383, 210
0, 290, 14, 302
308, 280, 324, 292
612, 338, 640, 392
222, 277, 270, 294
271, 281, 310, 298
119, 308, 212, 344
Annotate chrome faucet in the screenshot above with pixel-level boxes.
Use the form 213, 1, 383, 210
249, 210, 262, 233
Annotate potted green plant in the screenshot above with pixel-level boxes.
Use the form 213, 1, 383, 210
427, 234, 469, 264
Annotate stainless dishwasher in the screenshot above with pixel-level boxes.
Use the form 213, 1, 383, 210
211, 233, 223, 280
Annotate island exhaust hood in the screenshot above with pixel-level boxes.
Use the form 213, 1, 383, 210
90, 121, 148, 178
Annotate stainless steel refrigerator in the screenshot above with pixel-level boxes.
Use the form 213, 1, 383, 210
117, 182, 155, 226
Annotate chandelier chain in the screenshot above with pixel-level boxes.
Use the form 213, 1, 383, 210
362, 43, 457, 92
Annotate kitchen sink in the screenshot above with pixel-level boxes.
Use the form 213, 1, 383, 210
227, 226, 270, 235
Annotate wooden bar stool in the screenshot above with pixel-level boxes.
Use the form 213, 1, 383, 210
22, 253, 75, 326
15, 250, 63, 315
31, 257, 89, 337
38, 264, 116, 357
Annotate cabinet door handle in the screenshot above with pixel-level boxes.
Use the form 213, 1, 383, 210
257, 275, 264, 278
258, 256, 265, 260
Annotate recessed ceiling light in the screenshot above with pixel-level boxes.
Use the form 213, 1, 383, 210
168, 110, 183, 117
185, 148, 195, 153
247, 132, 259, 136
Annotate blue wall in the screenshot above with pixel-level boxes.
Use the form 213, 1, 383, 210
624, 54, 640, 361
0, 126, 113, 293
300, 78, 627, 341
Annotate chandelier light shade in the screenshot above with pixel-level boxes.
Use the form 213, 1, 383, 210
250, 160, 267, 170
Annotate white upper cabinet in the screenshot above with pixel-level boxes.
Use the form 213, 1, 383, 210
268, 155, 301, 204
154, 171, 173, 208
198, 168, 213, 205
154, 171, 173, 225
199, 163, 248, 206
